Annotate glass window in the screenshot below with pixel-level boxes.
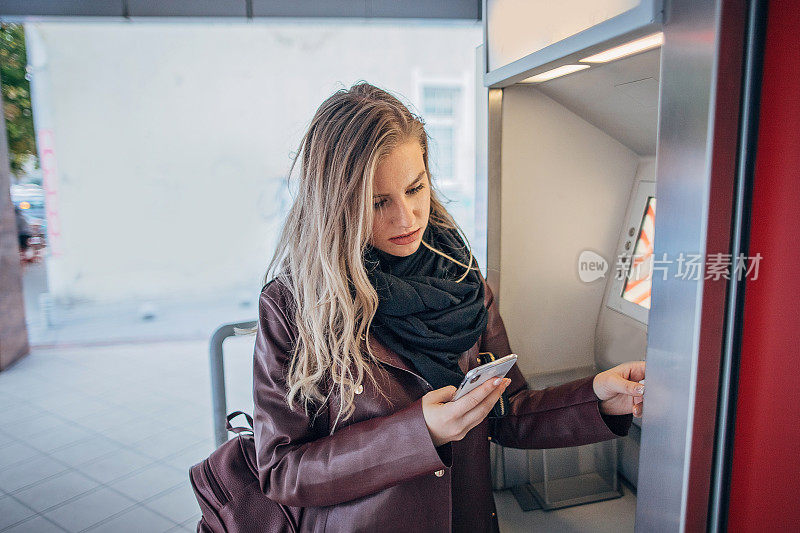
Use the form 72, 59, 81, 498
423, 87, 460, 117
426, 124, 455, 182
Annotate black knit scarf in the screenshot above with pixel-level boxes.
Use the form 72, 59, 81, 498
363, 223, 488, 390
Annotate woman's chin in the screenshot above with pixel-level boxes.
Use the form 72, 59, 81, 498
379, 240, 421, 257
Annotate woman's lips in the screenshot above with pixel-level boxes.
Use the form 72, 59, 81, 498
389, 228, 420, 245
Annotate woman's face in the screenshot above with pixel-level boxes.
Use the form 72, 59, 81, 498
369, 140, 431, 257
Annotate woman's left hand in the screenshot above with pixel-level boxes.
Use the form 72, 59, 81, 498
592, 361, 646, 418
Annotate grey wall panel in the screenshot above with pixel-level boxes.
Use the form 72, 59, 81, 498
253, 0, 480, 19
370, 0, 480, 19
127, 1, 247, 18
1, 0, 480, 20
0, 1, 125, 18
251, 0, 367, 18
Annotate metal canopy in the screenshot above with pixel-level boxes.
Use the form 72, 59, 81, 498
0, 0, 481, 21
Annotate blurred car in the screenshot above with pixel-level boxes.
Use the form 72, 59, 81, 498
10, 183, 46, 233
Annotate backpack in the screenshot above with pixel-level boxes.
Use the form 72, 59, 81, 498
189, 411, 303, 532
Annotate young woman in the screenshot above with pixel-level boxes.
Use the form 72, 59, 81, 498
251, 82, 645, 532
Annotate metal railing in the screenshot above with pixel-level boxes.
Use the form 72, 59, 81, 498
209, 320, 256, 447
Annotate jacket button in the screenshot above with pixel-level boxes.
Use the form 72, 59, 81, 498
354, 384, 363, 395
434, 469, 445, 477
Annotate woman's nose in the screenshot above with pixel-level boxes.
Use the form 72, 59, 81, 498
395, 198, 415, 228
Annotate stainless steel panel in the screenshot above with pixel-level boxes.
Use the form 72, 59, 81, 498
483, 0, 662, 88
486, 88, 503, 290
635, 0, 746, 531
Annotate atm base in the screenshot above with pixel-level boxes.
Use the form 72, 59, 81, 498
511, 473, 623, 511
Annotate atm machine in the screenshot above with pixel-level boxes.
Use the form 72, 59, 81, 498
480, 1, 755, 531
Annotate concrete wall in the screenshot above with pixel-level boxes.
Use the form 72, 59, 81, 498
25, 20, 481, 304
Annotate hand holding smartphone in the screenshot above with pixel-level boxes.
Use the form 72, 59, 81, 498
452, 354, 517, 401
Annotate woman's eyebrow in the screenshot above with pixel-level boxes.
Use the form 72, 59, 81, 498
373, 171, 427, 198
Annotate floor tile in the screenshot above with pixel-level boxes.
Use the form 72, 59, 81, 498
12, 469, 100, 513
39, 404, 112, 426
41, 486, 137, 532
180, 514, 202, 530
96, 416, 164, 445
108, 462, 186, 502
0, 494, 36, 530
0, 454, 70, 493
0, 441, 44, 470
493, 487, 637, 533
0, 379, 57, 402
0, 404, 48, 428
28, 392, 92, 413
83, 504, 178, 533
0, 431, 17, 448
164, 525, 193, 532
173, 420, 214, 443
0, 390, 25, 406
17, 412, 75, 434
23, 424, 97, 454
160, 440, 215, 473
47, 435, 125, 468
75, 448, 155, 484
68, 406, 129, 430
130, 431, 207, 461
1, 515, 67, 533
115, 396, 179, 416
142, 483, 202, 525
53, 402, 120, 425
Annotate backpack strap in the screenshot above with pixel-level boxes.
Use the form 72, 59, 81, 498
226, 411, 254, 435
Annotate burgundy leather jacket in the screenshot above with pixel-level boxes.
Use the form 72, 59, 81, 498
253, 273, 632, 532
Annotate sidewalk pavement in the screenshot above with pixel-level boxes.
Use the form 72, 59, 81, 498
0, 336, 257, 532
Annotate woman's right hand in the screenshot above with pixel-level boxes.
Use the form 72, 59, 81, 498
421, 377, 511, 447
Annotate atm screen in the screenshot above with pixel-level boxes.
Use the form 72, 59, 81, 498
621, 196, 656, 309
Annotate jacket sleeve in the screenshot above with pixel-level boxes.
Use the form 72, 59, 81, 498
252, 281, 452, 508
479, 276, 633, 449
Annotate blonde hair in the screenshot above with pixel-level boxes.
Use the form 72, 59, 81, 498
244, 81, 477, 431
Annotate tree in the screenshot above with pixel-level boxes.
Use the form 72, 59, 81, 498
0, 23, 37, 180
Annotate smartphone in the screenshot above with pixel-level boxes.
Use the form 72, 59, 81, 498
452, 354, 518, 401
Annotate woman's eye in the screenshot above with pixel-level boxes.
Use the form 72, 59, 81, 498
373, 184, 424, 209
